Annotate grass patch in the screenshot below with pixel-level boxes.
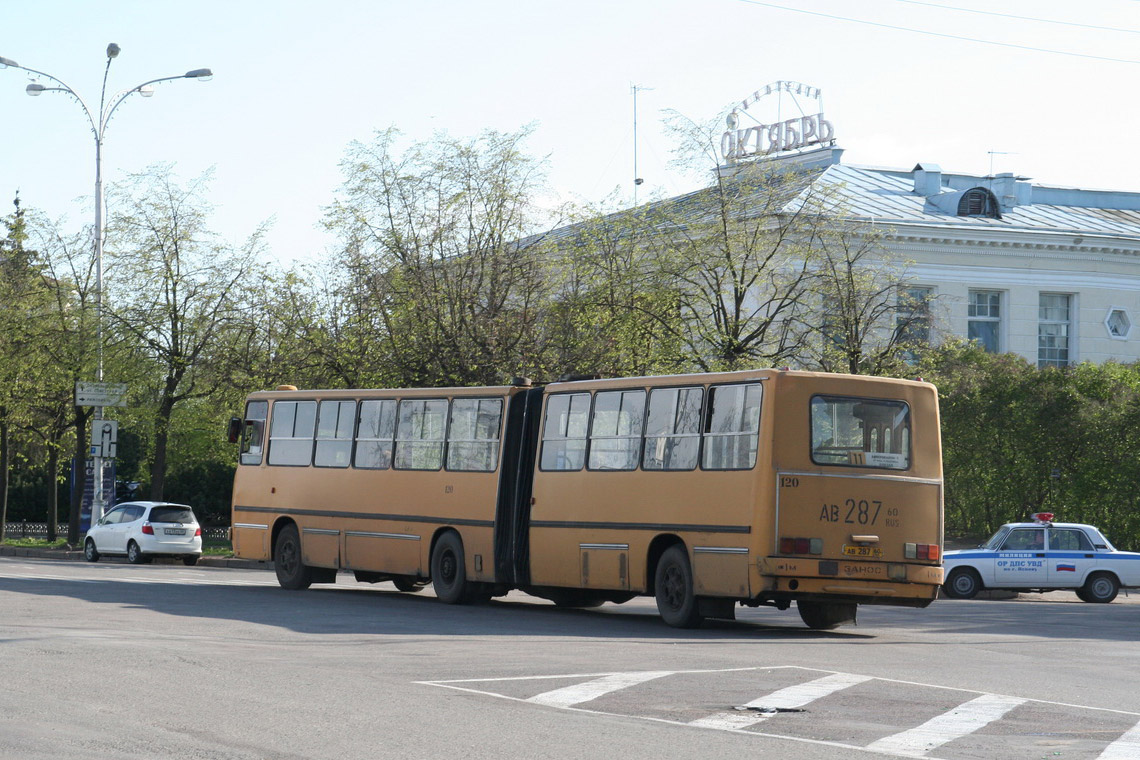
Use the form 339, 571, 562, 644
2, 537, 70, 549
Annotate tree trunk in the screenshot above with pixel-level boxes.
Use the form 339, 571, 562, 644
149, 394, 177, 501
0, 410, 8, 545
47, 441, 59, 542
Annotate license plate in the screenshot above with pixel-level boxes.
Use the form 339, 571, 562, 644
164, 528, 186, 536
843, 545, 882, 558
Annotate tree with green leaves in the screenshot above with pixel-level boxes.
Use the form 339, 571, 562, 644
105, 165, 266, 500
323, 126, 560, 387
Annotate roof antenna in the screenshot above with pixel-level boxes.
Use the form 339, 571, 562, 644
631, 83, 653, 205
987, 150, 1016, 176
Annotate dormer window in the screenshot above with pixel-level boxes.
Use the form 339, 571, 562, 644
958, 188, 1001, 219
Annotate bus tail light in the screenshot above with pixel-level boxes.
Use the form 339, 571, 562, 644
780, 537, 823, 555
905, 542, 940, 561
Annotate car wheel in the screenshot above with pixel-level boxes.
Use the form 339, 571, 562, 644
274, 524, 313, 590
430, 531, 470, 604
126, 540, 148, 565
84, 539, 100, 563
798, 600, 858, 630
654, 545, 703, 629
1080, 572, 1119, 603
943, 568, 982, 599
182, 556, 199, 567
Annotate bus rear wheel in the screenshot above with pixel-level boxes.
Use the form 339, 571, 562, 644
431, 531, 471, 604
275, 524, 313, 590
654, 545, 703, 629
797, 600, 858, 630
393, 577, 426, 593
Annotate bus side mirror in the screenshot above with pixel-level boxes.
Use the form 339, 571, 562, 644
227, 417, 243, 444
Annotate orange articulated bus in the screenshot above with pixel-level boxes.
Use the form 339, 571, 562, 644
229, 369, 943, 629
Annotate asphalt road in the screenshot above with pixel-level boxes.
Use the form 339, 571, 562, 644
1, 557, 1137, 760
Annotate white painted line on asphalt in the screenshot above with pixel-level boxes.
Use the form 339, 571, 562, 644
688, 672, 872, 730
526, 670, 675, 708
865, 693, 1026, 757
1098, 718, 1140, 760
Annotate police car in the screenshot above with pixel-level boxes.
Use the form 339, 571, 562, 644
942, 513, 1140, 603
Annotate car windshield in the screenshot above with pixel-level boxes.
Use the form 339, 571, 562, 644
149, 506, 196, 524
982, 527, 1009, 550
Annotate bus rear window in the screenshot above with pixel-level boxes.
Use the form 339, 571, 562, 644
810, 396, 910, 470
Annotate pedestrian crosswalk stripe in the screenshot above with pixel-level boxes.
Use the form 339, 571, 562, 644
526, 671, 676, 708
1097, 718, 1140, 760
865, 693, 1026, 757
689, 672, 872, 731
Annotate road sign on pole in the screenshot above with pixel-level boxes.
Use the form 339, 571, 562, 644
90, 420, 119, 459
76, 382, 128, 407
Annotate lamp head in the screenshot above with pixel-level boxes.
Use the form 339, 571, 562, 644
107, 43, 120, 59
0, 56, 18, 69
184, 68, 213, 81
138, 85, 155, 98
26, 82, 45, 97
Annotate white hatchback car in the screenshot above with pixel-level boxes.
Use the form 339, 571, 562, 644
942, 513, 1140, 603
84, 501, 203, 566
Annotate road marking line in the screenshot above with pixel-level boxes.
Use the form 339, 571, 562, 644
865, 693, 1026, 757
1097, 718, 1140, 760
688, 672, 872, 730
526, 671, 675, 708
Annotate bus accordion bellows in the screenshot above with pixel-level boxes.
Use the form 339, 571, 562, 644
229, 369, 943, 630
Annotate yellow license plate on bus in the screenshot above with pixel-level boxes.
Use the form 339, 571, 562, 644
843, 545, 883, 558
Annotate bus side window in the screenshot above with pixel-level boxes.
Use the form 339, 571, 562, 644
702, 384, 762, 470
587, 390, 645, 471
394, 399, 448, 470
539, 393, 590, 471
355, 399, 396, 469
240, 401, 268, 466
268, 400, 317, 466
643, 387, 702, 471
447, 397, 503, 472
315, 400, 355, 468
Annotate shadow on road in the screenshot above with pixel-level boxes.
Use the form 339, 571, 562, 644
0, 565, 876, 641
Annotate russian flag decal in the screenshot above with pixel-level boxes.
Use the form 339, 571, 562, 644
1056, 563, 1077, 572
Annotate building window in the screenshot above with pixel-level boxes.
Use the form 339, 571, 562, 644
1105, 308, 1131, 340
896, 286, 933, 354
957, 188, 1001, 219
967, 290, 1002, 352
1038, 293, 1072, 368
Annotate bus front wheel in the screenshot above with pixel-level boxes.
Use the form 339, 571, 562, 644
797, 600, 858, 630
431, 532, 470, 604
654, 546, 703, 629
275, 524, 313, 590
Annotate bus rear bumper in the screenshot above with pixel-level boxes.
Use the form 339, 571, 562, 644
756, 558, 943, 607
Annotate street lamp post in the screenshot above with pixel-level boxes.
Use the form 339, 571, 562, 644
0, 45, 211, 532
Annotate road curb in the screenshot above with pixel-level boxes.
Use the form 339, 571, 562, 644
0, 544, 271, 570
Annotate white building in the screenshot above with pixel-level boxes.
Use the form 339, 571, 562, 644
738, 145, 1140, 367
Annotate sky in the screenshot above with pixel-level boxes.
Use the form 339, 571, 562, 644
2, 0, 1138, 267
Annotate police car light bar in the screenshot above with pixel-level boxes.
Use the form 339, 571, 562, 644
1032, 512, 1055, 524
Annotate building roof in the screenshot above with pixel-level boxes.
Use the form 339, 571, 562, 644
783, 153, 1140, 241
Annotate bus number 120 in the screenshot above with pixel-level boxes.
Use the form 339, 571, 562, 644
819, 499, 883, 525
